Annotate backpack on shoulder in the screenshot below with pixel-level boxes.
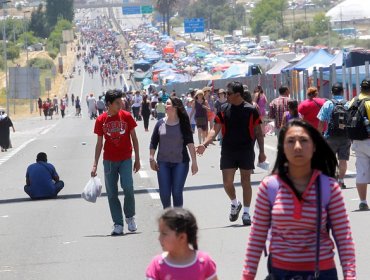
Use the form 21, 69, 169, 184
327, 99, 349, 138
346, 97, 370, 140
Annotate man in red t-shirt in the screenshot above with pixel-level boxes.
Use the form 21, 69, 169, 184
91, 89, 141, 236
298, 87, 326, 130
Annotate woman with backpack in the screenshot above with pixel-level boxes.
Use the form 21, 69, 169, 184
243, 119, 356, 280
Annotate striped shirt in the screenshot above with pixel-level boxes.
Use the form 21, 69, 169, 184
268, 96, 289, 128
243, 170, 356, 280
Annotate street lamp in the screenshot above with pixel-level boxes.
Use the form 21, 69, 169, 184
23, 10, 30, 63
1, 0, 11, 116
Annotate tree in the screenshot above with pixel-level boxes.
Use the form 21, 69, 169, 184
155, 0, 178, 36
46, 0, 74, 29
29, 4, 48, 38
313, 12, 329, 36
250, 0, 287, 35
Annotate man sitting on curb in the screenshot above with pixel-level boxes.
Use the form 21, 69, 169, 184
24, 152, 64, 199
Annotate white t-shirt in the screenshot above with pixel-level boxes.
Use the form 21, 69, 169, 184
132, 95, 142, 108
151, 95, 158, 103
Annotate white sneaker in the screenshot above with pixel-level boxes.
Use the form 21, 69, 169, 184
242, 212, 252, 226
125, 217, 137, 232
111, 224, 124, 236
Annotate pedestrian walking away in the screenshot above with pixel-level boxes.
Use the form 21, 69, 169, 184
156, 97, 166, 120
91, 89, 141, 236
149, 97, 198, 209
141, 94, 151, 132
196, 81, 266, 226
75, 96, 81, 116
146, 208, 218, 280
37, 98, 43, 116
298, 87, 326, 130
131, 91, 143, 121
24, 152, 64, 199
280, 99, 302, 127
96, 96, 106, 116
87, 93, 97, 119
0, 110, 15, 152
268, 86, 290, 137
347, 78, 370, 211
190, 90, 210, 145
317, 83, 351, 190
60, 99, 66, 118
243, 119, 356, 280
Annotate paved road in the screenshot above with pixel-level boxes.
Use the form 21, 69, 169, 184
1, 12, 369, 280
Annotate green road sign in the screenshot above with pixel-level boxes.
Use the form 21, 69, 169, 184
141, 5, 153, 14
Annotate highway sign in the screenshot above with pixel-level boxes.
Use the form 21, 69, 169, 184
122, 6, 141, 15
184, 18, 205, 33
141, 5, 153, 14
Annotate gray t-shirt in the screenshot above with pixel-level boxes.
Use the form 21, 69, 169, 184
157, 122, 184, 163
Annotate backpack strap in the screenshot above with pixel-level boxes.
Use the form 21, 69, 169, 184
266, 174, 331, 208
265, 175, 280, 208
319, 174, 331, 209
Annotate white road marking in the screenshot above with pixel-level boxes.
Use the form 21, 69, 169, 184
351, 198, 360, 201
146, 188, 160, 200
138, 170, 149, 178
79, 67, 86, 100
40, 123, 58, 135
0, 138, 36, 166
1, 215, 9, 218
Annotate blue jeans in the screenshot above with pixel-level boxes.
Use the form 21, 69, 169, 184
157, 112, 165, 120
24, 181, 64, 199
103, 159, 135, 226
269, 267, 338, 280
157, 161, 189, 208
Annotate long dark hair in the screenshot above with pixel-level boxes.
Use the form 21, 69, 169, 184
170, 96, 192, 137
254, 85, 264, 103
287, 99, 299, 118
160, 208, 198, 250
272, 119, 338, 198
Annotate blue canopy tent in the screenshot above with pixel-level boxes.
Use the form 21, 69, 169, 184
283, 49, 334, 72
152, 60, 177, 71
134, 59, 152, 72
221, 63, 252, 79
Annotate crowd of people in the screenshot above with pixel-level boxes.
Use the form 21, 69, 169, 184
14, 15, 370, 280
86, 78, 370, 279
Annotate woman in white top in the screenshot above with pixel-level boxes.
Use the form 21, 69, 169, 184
131, 91, 143, 121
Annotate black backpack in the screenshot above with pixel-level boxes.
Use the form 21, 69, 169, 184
327, 99, 349, 138
346, 97, 370, 140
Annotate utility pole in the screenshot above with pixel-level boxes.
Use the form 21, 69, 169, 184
1, 0, 11, 116
23, 10, 31, 113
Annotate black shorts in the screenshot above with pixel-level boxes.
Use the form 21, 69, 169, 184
220, 149, 255, 170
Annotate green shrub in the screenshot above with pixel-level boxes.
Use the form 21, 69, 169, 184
28, 58, 54, 69
47, 48, 58, 59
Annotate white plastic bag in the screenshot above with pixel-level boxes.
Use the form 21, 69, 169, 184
81, 177, 102, 203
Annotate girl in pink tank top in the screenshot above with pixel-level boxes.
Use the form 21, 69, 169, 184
146, 208, 218, 280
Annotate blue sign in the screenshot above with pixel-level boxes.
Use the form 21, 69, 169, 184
184, 18, 205, 33
122, 6, 141, 15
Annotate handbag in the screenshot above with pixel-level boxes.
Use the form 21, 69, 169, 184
265, 178, 322, 280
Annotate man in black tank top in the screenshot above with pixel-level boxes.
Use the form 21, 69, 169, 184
196, 81, 266, 226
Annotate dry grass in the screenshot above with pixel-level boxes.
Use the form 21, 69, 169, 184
0, 42, 77, 120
